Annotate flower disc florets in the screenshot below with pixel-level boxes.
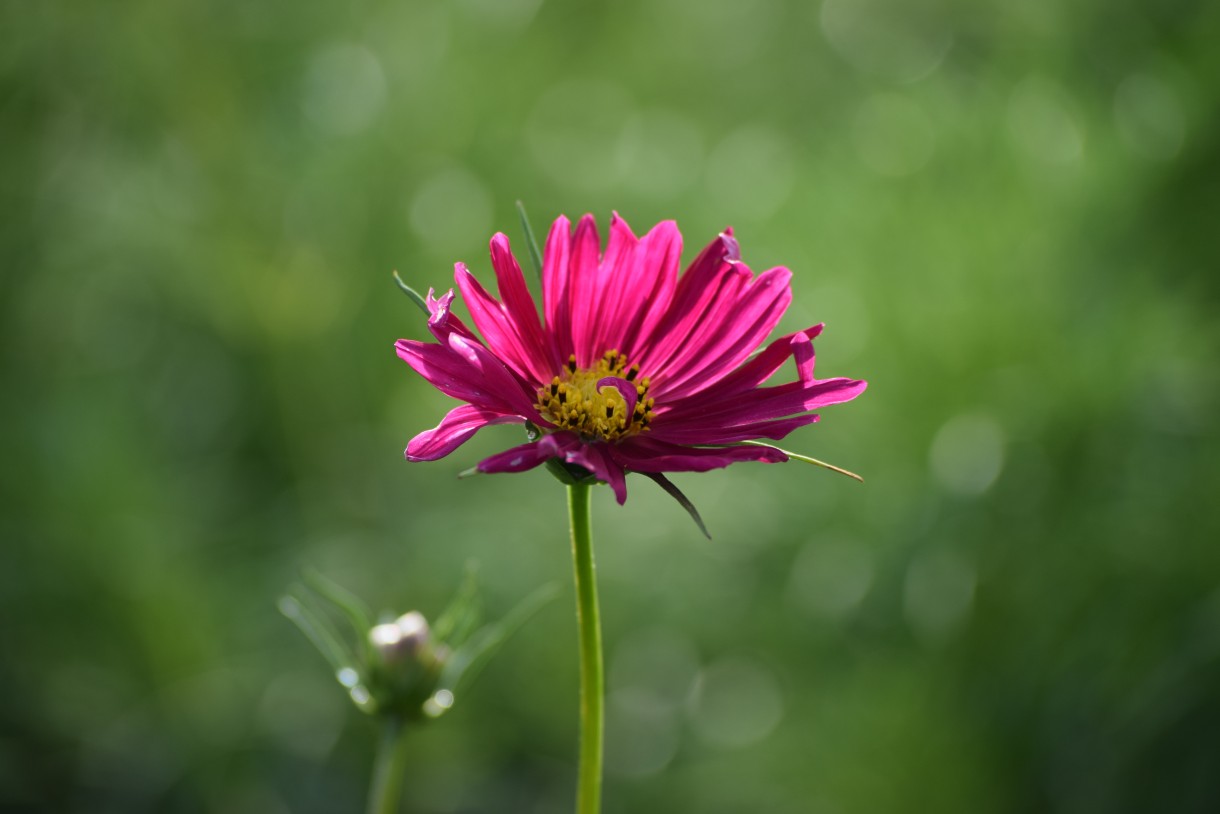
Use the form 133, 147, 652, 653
537, 351, 655, 442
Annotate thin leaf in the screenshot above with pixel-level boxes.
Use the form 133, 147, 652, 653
739, 440, 864, 482
301, 568, 374, 636
439, 582, 560, 695
279, 591, 359, 676
642, 472, 711, 539
392, 270, 430, 315
433, 563, 481, 645
515, 200, 544, 284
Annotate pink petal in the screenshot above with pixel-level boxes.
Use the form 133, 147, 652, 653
568, 214, 603, 368
456, 262, 550, 386
542, 216, 574, 362
477, 432, 581, 473
587, 213, 639, 358
646, 413, 820, 446
395, 339, 511, 409
445, 333, 545, 420
618, 220, 682, 362
634, 230, 748, 377
425, 288, 479, 344
651, 266, 793, 400
609, 437, 788, 473
406, 405, 521, 461
667, 325, 824, 403
659, 377, 868, 429
490, 234, 556, 379
568, 442, 628, 504
596, 376, 638, 418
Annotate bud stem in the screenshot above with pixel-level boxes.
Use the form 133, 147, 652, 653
366, 715, 410, 814
568, 483, 604, 814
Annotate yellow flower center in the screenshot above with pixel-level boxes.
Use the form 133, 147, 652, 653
536, 350, 655, 442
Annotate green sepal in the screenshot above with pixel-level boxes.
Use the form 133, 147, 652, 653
392, 270, 430, 316
738, 440, 864, 482
642, 472, 711, 539
436, 581, 560, 705
522, 421, 597, 486
515, 200, 545, 284
279, 590, 361, 681
432, 562, 481, 647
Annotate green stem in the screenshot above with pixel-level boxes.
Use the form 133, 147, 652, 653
367, 716, 410, 814
567, 483, 604, 814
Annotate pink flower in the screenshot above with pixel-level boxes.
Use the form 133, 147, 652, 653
395, 214, 867, 504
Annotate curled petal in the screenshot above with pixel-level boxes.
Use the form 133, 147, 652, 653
597, 376, 638, 418
425, 288, 479, 344
407, 405, 521, 461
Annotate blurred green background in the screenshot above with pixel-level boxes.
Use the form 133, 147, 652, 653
3, 0, 1219, 811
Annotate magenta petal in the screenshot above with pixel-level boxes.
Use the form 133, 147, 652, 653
652, 266, 793, 400
597, 376, 638, 417
425, 288, 479, 344
395, 339, 510, 409
489, 234, 556, 379
568, 442, 628, 504
588, 213, 640, 357
659, 377, 868, 429
542, 216, 573, 361
445, 333, 546, 420
568, 214, 603, 368
635, 231, 748, 377
610, 437, 788, 473
477, 432, 581, 474
406, 405, 520, 461
456, 263, 549, 386
647, 413, 820, 446
663, 325, 824, 405
619, 220, 681, 361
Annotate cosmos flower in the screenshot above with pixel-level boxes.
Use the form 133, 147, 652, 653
395, 214, 867, 504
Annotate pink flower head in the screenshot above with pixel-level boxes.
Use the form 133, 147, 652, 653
395, 214, 867, 504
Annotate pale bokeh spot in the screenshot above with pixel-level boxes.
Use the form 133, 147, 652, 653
408, 166, 494, 256
1007, 76, 1084, 165
301, 43, 387, 136
820, 0, 953, 83
930, 413, 1005, 496
1114, 72, 1186, 162
853, 93, 937, 177
904, 548, 975, 644
789, 537, 874, 621
690, 657, 784, 748
528, 79, 635, 192
705, 125, 795, 221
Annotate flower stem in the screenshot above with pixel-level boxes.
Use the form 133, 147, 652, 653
567, 482, 604, 814
366, 716, 410, 814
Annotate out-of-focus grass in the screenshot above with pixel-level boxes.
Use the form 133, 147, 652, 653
2, 0, 1219, 811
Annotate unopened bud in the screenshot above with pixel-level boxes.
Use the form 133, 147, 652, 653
369, 611, 431, 664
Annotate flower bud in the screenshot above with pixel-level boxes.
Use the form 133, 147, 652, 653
368, 611, 431, 664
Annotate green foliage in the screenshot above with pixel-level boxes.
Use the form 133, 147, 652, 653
3, 0, 1219, 811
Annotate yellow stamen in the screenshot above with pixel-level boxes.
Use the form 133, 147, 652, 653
536, 350, 655, 441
